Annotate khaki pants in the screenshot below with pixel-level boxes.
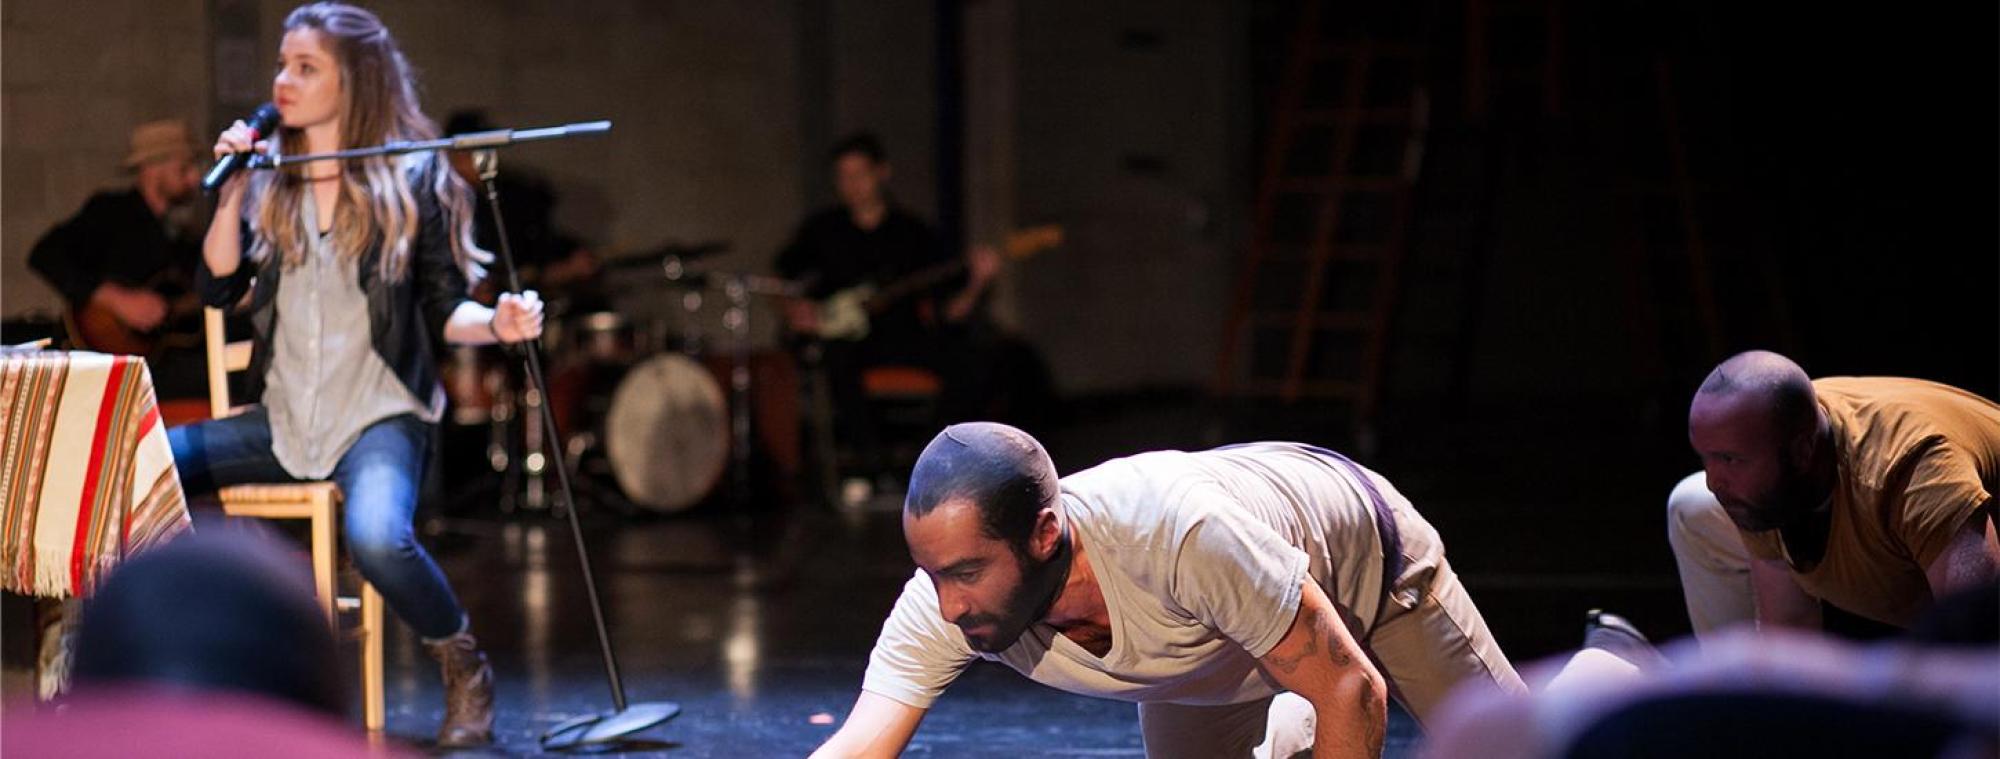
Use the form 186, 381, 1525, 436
1665, 471, 1756, 637
1136, 559, 1524, 758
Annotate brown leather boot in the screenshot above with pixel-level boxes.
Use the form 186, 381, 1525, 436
423, 629, 495, 747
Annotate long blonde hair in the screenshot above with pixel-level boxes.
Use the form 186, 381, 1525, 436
252, 2, 488, 285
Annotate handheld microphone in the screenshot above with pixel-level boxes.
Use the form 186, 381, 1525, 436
201, 103, 282, 194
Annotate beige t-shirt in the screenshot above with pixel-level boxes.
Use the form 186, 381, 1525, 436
862, 443, 1424, 709
1740, 377, 2000, 627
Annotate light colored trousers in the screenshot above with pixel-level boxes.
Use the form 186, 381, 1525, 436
1665, 471, 1757, 636
1135, 559, 1524, 758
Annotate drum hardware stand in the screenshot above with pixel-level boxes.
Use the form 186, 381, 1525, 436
434, 305, 550, 516
556, 429, 647, 517
254, 122, 682, 749
720, 275, 754, 508
680, 266, 836, 510
662, 259, 759, 509
526, 385, 554, 511
510, 381, 552, 512
655, 262, 817, 588
664, 263, 781, 510
803, 343, 845, 510
435, 367, 561, 518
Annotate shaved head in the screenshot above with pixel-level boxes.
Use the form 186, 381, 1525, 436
1688, 351, 1831, 532
905, 422, 1060, 551
1695, 350, 1819, 437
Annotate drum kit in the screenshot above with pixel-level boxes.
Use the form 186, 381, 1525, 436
442, 242, 803, 516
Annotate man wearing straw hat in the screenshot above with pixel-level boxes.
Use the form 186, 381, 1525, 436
29, 119, 211, 404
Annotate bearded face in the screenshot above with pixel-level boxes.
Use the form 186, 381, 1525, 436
904, 499, 1069, 653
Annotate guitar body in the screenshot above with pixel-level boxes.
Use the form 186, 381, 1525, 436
66, 277, 202, 357
815, 284, 876, 341
69, 304, 159, 356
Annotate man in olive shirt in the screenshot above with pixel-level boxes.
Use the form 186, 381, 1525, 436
1668, 350, 2000, 635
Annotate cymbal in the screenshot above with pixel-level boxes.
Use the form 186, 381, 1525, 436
600, 240, 731, 272
597, 267, 799, 298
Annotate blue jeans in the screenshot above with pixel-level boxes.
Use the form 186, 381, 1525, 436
169, 409, 466, 638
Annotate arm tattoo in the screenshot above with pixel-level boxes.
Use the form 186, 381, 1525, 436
1268, 604, 1355, 676
1324, 615, 1354, 669
1264, 617, 1319, 675
1263, 598, 1387, 755
1315, 607, 1381, 751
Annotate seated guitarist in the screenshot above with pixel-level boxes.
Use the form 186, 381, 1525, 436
775, 132, 1000, 487
28, 119, 216, 407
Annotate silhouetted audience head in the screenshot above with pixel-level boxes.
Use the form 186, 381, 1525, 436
72, 527, 342, 714
1562, 691, 1987, 759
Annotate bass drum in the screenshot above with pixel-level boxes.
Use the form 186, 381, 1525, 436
603, 353, 729, 513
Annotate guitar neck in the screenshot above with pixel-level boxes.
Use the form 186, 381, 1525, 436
865, 259, 969, 312
851, 225, 1062, 313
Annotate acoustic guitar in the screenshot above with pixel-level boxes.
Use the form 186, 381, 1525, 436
66, 275, 202, 356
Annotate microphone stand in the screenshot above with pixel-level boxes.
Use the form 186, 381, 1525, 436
252, 121, 682, 750
247, 120, 612, 168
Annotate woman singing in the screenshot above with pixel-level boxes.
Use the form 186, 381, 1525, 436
173, 2, 541, 745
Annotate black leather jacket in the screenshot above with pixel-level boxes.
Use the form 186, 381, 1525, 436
198, 161, 474, 408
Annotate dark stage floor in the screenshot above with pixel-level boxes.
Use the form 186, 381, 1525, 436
376, 511, 1422, 757
357, 392, 1693, 756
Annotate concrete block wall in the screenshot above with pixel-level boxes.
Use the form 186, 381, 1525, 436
3, 0, 211, 317
1012, 0, 1246, 394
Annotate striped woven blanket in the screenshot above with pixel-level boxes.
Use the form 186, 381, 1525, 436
0, 351, 191, 598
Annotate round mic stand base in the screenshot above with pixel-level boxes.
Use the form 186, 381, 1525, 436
540, 701, 683, 751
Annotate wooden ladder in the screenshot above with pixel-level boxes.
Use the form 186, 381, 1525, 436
1217, 0, 1432, 431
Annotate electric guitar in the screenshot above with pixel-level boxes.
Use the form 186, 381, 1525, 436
809, 224, 1064, 341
